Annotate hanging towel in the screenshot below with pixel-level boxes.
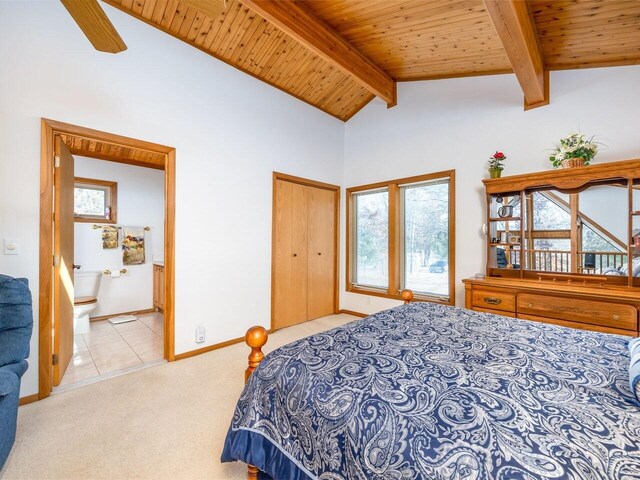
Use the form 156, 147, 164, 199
122, 227, 145, 265
102, 225, 119, 249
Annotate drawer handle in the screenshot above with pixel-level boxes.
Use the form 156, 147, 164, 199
484, 297, 502, 305
612, 314, 620, 320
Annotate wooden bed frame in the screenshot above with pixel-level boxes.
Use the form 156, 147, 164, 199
241, 290, 415, 479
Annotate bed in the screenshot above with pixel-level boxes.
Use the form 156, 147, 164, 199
222, 295, 640, 479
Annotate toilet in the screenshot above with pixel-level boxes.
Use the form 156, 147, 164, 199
73, 271, 102, 335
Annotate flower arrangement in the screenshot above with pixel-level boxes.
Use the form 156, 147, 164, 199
549, 133, 598, 168
488, 151, 506, 178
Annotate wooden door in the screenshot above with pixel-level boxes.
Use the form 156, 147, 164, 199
273, 180, 308, 329
307, 186, 336, 319
53, 137, 75, 386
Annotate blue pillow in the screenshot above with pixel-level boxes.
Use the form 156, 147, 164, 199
630, 338, 640, 404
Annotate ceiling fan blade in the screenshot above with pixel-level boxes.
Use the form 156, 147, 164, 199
60, 0, 127, 53
182, 0, 227, 19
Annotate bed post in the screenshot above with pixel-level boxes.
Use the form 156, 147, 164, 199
244, 326, 268, 479
401, 289, 414, 304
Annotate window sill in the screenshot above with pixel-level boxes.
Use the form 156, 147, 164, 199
347, 286, 454, 306
74, 217, 117, 224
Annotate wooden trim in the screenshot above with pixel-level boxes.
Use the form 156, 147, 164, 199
483, 158, 640, 194
346, 170, 456, 306
272, 172, 340, 191
483, 0, 548, 109
89, 308, 155, 322
388, 183, 399, 296
346, 170, 456, 194
239, 0, 396, 106
174, 336, 242, 361
39, 119, 176, 399
38, 119, 55, 400
42, 119, 174, 155
73, 176, 118, 224
174, 328, 275, 361
164, 149, 176, 361
338, 309, 368, 318
19, 394, 40, 406
270, 173, 340, 332
570, 193, 579, 273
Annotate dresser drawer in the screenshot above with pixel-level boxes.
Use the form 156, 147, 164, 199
517, 313, 636, 336
473, 307, 516, 318
471, 289, 516, 312
517, 293, 638, 331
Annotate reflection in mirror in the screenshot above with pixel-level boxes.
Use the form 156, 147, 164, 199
579, 184, 628, 276
523, 184, 630, 276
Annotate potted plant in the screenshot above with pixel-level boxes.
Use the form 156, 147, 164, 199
488, 151, 506, 178
549, 133, 598, 168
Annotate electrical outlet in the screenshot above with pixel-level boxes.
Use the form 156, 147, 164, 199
195, 325, 205, 343
3, 238, 19, 255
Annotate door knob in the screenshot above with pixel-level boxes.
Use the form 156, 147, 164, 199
317, 252, 322, 256
293, 253, 297, 257
73, 264, 81, 270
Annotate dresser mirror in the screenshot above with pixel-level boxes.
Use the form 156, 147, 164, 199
485, 160, 640, 287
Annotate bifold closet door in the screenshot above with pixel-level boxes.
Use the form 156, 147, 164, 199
273, 180, 308, 329
307, 187, 336, 320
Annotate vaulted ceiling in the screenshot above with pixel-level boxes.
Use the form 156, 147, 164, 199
102, 0, 640, 121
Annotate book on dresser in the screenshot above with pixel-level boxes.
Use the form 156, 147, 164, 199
463, 158, 640, 336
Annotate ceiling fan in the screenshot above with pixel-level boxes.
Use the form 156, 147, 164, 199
60, 0, 227, 54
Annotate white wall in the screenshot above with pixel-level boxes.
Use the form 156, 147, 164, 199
0, 2, 344, 397
342, 66, 640, 313
74, 156, 165, 317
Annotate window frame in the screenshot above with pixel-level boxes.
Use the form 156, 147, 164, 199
73, 177, 118, 224
346, 170, 455, 305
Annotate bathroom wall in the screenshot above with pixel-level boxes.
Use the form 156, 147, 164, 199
74, 156, 165, 317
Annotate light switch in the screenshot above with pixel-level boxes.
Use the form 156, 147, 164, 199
4, 238, 19, 255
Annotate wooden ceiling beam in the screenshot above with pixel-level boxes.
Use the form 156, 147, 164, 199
181, 0, 227, 21
483, 0, 549, 110
239, 0, 397, 107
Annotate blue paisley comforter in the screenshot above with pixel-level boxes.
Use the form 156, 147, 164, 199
222, 303, 640, 479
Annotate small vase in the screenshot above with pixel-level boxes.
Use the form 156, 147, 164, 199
489, 168, 502, 179
560, 157, 586, 169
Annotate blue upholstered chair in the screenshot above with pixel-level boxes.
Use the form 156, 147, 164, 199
0, 274, 33, 470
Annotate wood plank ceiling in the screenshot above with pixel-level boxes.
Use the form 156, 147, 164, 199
59, 133, 166, 169
104, 0, 640, 121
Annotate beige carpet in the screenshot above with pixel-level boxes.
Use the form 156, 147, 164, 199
1, 314, 357, 480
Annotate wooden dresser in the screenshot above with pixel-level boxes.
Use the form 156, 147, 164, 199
463, 277, 640, 336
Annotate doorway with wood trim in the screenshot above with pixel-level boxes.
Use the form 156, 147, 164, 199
271, 172, 340, 330
39, 119, 176, 399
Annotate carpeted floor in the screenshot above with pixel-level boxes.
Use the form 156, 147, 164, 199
1, 314, 357, 480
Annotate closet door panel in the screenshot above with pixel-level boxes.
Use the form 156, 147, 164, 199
307, 186, 336, 320
290, 183, 309, 323
273, 180, 295, 329
273, 180, 308, 329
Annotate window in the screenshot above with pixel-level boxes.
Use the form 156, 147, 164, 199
74, 177, 117, 223
354, 188, 389, 289
347, 171, 455, 304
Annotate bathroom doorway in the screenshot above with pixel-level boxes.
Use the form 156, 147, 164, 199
38, 119, 176, 399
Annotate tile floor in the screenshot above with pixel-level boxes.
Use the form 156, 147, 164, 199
58, 312, 165, 388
